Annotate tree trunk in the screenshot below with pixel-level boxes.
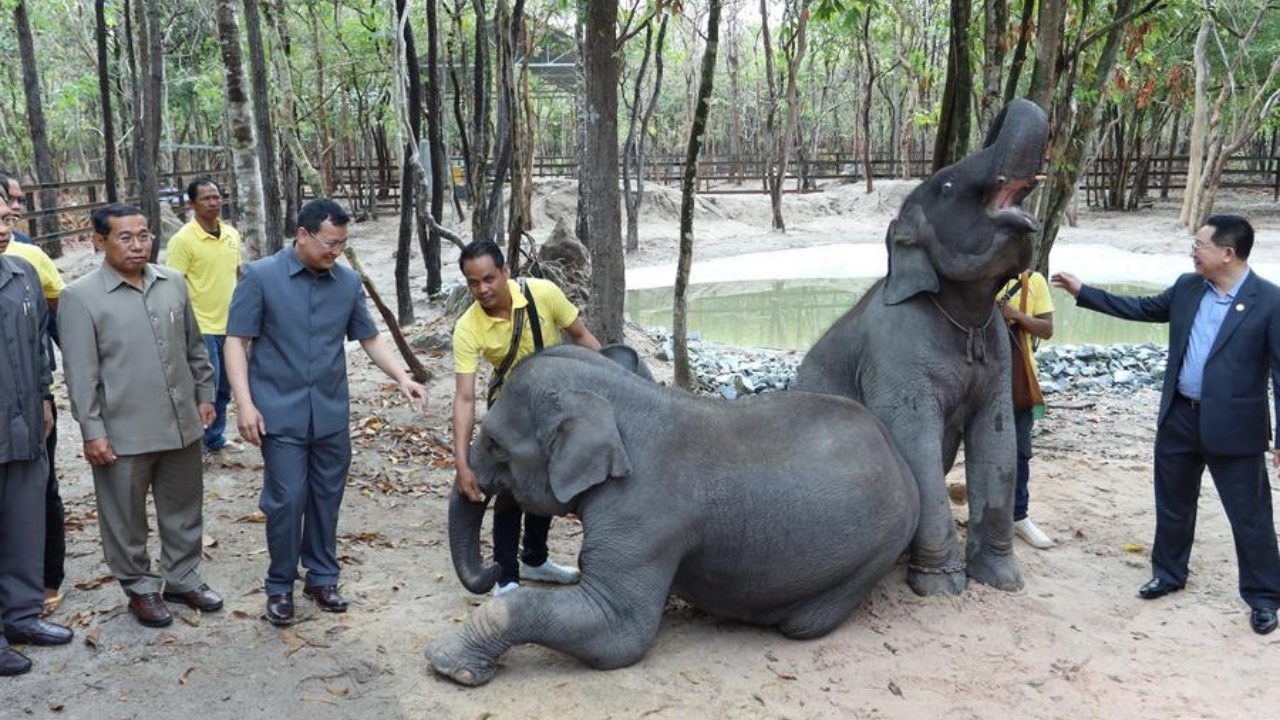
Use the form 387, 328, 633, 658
758, 0, 781, 227
469, 0, 493, 241
1003, 0, 1036, 105
979, 0, 1009, 131
623, 14, 668, 254
307, 3, 334, 196
395, 0, 421, 327
14, 0, 60, 256
424, 0, 446, 295
673, 0, 723, 389
1026, 0, 1066, 109
215, 0, 267, 259
266, 1, 324, 196
135, 0, 163, 261
95, 0, 119, 204
931, 0, 972, 172
242, 0, 283, 252
582, 0, 624, 343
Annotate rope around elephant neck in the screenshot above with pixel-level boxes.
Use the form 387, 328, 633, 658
928, 295, 995, 364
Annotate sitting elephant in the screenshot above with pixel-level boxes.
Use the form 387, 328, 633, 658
793, 99, 1049, 596
426, 344, 918, 685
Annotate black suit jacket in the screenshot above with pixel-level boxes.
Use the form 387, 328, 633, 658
1077, 270, 1280, 456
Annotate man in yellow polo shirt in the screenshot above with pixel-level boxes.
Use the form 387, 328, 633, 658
166, 176, 241, 453
452, 239, 601, 595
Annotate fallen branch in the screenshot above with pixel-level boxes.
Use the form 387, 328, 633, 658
344, 246, 433, 383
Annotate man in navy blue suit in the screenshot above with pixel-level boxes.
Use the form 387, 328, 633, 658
1053, 214, 1280, 635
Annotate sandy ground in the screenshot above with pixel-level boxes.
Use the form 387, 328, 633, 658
5, 179, 1280, 719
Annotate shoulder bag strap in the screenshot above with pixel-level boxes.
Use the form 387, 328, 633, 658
521, 278, 544, 352
487, 302, 526, 408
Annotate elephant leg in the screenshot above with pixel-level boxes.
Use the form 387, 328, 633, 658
884, 416, 966, 596
777, 552, 900, 639
426, 563, 676, 686
961, 401, 1023, 591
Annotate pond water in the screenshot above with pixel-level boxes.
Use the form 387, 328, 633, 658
623, 243, 1277, 351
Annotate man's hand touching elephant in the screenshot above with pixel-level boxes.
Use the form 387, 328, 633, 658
1050, 271, 1082, 296
455, 465, 483, 503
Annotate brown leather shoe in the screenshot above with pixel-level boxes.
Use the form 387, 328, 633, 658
302, 585, 348, 613
163, 584, 224, 612
127, 592, 173, 628
265, 593, 294, 626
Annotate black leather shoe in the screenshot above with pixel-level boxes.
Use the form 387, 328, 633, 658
266, 593, 294, 626
0, 647, 32, 676
303, 585, 349, 613
1137, 578, 1184, 600
163, 584, 224, 612
4, 619, 74, 646
1251, 607, 1278, 635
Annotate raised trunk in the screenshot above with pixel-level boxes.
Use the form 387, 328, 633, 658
447, 489, 502, 593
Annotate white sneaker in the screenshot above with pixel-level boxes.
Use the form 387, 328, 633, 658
1014, 518, 1053, 549
492, 581, 519, 597
520, 559, 581, 585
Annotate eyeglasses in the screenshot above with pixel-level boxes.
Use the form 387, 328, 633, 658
307, 230, 347, 252
1191, 241, 1219, 252
0, 215, 17, 228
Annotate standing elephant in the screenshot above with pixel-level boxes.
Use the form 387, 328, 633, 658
426, 344, 918, 685
793, 99, 1049, 596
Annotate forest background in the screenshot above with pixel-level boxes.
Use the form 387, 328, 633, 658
0, 0, 1277, 381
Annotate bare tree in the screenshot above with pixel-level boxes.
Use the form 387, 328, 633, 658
762, 0, 810, 229
582, 0, 624, 343
94, 0, 120, 204
931, 0, 973, 172
424, 0, 447, 295
673, 0, 724, 389
134, 0, 164, 260
622, 12, 669, 252
14, 0, 60, 255
242, 0, 284, 252
214, 0, 267, 258
395, 0, 423, 326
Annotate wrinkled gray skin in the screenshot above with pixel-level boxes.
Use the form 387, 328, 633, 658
793, 99, 1049, 597
426, 344, 918, 686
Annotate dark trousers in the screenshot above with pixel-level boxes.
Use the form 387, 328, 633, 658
0, 456, 48, 632
260, 431, 350, 595
1014, 407, 1033, 521
492, 491, 550, 585
202, 335, 232, 451
44, 404, 65, 591
1152, 395, 1280, 609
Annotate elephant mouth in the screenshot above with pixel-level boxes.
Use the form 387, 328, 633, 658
986, 174, 1043, 233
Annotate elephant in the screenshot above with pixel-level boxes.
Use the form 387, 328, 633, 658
426, 344, 919, 686
792, 98, 1049, 597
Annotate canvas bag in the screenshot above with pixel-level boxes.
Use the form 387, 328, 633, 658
1006, 271, 1044, 411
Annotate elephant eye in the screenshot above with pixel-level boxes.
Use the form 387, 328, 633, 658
487, 436, 510, 461
941, 180, 954, 195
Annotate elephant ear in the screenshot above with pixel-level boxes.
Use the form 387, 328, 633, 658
883, 204, 940, 305
536, 389, 632, 504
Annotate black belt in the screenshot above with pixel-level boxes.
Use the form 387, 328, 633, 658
1178, 394, 1201, 410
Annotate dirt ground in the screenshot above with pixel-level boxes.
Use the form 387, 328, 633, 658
5, 180, 1280, 719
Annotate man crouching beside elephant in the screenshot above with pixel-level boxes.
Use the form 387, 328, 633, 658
427, 345, 919, 686
452, 239, 600, 596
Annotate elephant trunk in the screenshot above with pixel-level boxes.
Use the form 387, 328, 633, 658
447, 488, 503, 594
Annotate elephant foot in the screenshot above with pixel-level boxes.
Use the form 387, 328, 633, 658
906, 562, 967, 597
424, 631, 498, 687
966, 550, 1024, 592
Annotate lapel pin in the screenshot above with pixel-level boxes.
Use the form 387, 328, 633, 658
1236, 303, 1245, 312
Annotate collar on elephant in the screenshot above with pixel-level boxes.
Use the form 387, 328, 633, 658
928, 295, 995, 365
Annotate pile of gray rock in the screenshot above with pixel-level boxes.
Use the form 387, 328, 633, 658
649, 329, 1168, 399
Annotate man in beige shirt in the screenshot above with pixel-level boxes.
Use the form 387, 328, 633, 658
59, 204, 223, 629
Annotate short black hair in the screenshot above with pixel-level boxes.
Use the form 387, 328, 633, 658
0, 172, 15, 193
1206, 214, 1254, 260
91, 203, 145, 236
458, 239, 505, 273
186, 175, 221, 201
297, 198, 351, 234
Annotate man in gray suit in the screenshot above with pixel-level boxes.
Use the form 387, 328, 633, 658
0, 196, 72, 676
1053, 214, 1280, 635
60, 204, 224, 629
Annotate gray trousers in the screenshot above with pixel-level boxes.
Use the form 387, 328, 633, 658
0, 456, 48, 641
91, 442, 205, 596
259, 431, 351, 595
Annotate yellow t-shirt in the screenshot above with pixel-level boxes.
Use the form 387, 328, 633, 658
998, 270, 1055, 356
165, 219, 241, 335
4, 241, 65, 301
452, 277, 580, 374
